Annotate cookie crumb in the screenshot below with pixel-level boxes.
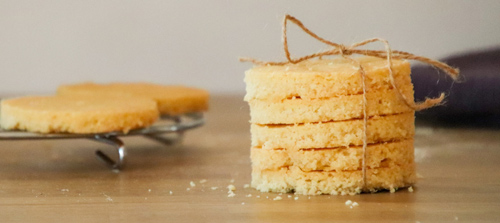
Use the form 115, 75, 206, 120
288, 195, 292, 198
390, 187, 396, 193
273, 196, 282, 201
227, 185, 236, 191
243, 184, 250, 188
408, 187, 414, 192
148, 189, 152, 192
417, 173, 424, 179
190, 181, 196, 187
345, 200, 353, 206
211, 187, 218, 190
241, 202, 245, 205
61, 189, 69, 192
199, 179, 207, 184
186, 188, 191, 191
228, 191, 236, 198
169, 191, 173, 195
294, 197, 299, 200
230, 179, 235, 183
352, 202, 359, 207
246, 194, 252, 198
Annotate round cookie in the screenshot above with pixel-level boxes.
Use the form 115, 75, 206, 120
244, 57, 411, 101
251, 163, 416, 195
249, 87, 414, 124
251, 139, 414, 171
251, 112, 415, 150
57, 82, 209, 115
0, 95, 159, 134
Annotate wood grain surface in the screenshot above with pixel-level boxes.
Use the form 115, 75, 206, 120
0, 95, 499, 222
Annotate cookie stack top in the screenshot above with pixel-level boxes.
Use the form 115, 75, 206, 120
245, 57, 414, 124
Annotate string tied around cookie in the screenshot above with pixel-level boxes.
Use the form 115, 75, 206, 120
240, 14, 460, 193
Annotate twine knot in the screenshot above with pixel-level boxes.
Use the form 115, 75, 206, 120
338, 44, 351, 57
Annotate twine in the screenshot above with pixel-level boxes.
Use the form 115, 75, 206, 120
240, 14, 459, 192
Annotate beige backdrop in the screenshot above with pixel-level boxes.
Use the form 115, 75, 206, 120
1, 0, 499, 95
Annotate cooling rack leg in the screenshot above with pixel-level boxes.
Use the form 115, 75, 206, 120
143, 115, 185, 145
92, 135, 127, 171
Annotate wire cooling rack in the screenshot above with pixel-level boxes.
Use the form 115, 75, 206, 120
0, 113, 204, 171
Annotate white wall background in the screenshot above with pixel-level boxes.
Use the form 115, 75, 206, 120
1, 0, 499, 95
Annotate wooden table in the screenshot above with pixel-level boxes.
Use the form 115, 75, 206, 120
0, 95, 499, 222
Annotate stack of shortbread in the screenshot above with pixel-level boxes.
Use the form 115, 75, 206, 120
245, 57, 416, 195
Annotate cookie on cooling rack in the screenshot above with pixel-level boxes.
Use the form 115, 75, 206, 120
57, 82, 209, 116
0, 95, 159, 134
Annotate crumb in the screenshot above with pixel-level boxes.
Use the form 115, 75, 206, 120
199, 179, 207, 184
230, 179, 235, 183
241, 202, 245, 205
352, 202, 359, 207
266, 196, 269, 199
308, 196, 311, 199
243, 184, 250, 188
256, 195, 260, 198
228, 191, 236, 198
408, 187, 414, 192
145, 197, 147, 200
417, 173, 424, 179
288, 195, 292, 198
148, 189, 152, 192
227, 185, 236, 191
350, 206, 353, 209
186, 188, 191, 191
61, 189, 69, 192
246, 194, 252, 197
279, 193, 282, 195
211, 187, 218, 190
273, 196, 282, 201
169, 191, 173, 195
345, 200, 353, 206
190, 181, 196, 187
390, 188, 396, 193
294, 197, 299, 200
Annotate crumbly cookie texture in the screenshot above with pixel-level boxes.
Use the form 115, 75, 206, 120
249, 87, 414, 124
251, 112, 415, 150
246, 57, 417, 195
58, 82, 209, 115
244, 57, 411, 101
251, 163, 416, 195
251, 139, 414, 171
0, 95, 159, 134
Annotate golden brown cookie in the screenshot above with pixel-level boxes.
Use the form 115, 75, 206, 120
251, 112, 415, 150
58, 82, 209, 115
251, 163, 416, 195
251, 139, 414, 171
249, 87, 414, 124
244, 57, 411, 101
0, 95, 159, 134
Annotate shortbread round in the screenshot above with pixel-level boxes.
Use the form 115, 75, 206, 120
244, 57, 411, 101
251, 139, 414, 171
251, 112, 414, 150
0, 95, 159, 134
249, 87, 414, 124
251, 163, 416, 195
57, 82, 209, 115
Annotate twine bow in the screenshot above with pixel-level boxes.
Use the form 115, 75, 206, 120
240, 14, 459, 192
